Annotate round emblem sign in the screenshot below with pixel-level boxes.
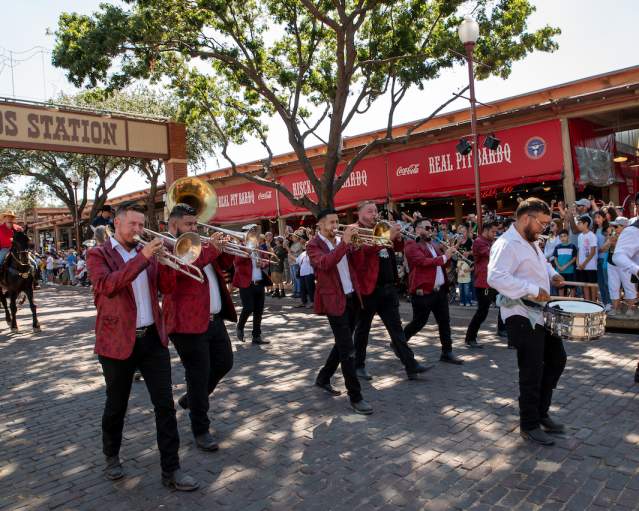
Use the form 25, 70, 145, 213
525, 137, 546, 160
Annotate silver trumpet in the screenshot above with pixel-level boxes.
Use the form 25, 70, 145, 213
134, 228, 205, 283
438, 238, 473, 266
197, 222, 278, 263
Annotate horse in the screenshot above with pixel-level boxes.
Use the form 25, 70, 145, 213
0, 230, 40, 333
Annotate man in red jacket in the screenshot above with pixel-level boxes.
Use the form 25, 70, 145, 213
162, 204, 236, 452
87, 202, 198, 491
464, 222, 498, 348
403, 218, 463, 364
351, 201, 429, 380
0, 210, 19, 269
307, 209, 373, 415
233, 225, 271, 345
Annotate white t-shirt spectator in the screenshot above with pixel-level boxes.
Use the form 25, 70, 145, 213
578, 231, 598, 270
296, 251, 314, 277
46, 256, 54, 270
76, 259, 86, 276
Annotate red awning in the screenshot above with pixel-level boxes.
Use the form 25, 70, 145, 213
212, 180, 278, 224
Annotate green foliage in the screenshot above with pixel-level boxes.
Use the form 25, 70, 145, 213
53, 0, 560, 213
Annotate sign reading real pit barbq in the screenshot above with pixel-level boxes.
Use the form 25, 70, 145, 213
206, 119, 564, 223
0, 102, 169, 158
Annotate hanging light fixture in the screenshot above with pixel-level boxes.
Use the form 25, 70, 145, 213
456, 138, 472, 156
483, 134, 500, 151
613, 155, 628, 163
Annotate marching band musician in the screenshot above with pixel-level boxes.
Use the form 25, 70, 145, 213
233, 224, 271, 345
403, 218, 464, 365
351, 201, 430, 380
162, 204, 236, 452
307, 209, 373, 415
87, 202, 199, 491
612, 215, 639, 383
487, 198, 567, 446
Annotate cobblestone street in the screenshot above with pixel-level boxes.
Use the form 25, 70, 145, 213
1, 286, 638, 510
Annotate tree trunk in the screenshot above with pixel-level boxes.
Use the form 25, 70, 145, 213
146, 178, 159, 231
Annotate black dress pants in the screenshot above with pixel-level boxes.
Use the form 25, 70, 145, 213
354, 285, 420, 373
465, 287, 496, 343
98, 325, 180, 473
505, 315, 567, 431
238, 282, 265, 339
403, 288, 453, 353
171, 316, 234, 436
317, 294, 363, 403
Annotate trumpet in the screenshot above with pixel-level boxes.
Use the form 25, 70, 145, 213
438, 238, 473, 266
399, 226, 419, 241
335, 221, 393, 247
197, 223, 279, 263
134, 228, 205, 283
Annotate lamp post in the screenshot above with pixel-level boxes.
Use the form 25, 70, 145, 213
458, 15, 482, 232
70, 176, 81, 251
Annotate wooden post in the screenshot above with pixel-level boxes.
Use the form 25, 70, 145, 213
560, 117, 576, 205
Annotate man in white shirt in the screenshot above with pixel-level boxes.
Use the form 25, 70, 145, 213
87, 202, 199, 490
306, 209, 373, 415
488, 198, 567, 447
163, 204, 236, 453
612, 217, 639, 383
576, 215, 598, 302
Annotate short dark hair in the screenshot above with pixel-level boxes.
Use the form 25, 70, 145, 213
413, 218, 432, 230
578, 214, 592, 226
116, 201, 146, 217
558, 229, 569, 236
481, 221, 497, 232
169, 203, 197, 220
515, 197, 551, 218
317, 208, 337, 221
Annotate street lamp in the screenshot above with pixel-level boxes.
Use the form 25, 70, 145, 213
70, 176, 81, 251
458, 15, 482, 231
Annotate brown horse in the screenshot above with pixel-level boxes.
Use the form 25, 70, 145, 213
0, 230, 40, 332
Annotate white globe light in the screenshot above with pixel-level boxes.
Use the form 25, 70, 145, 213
458, 15, 480, 44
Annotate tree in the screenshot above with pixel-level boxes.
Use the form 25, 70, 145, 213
54, 0, 560, 215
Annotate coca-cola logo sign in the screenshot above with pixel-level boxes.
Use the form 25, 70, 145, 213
396, 163, 419, 176
257, 191, 272, 200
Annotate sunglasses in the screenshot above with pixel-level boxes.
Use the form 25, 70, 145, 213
421, 225, 433, 231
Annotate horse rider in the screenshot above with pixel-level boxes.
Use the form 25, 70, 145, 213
0, 210, 21, 270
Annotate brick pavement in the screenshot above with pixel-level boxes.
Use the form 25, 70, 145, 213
0, 286, 638, 510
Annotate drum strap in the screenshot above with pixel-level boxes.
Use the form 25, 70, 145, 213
496, 295, 544, 328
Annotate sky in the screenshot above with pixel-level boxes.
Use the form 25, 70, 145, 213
1, 0, 639, 201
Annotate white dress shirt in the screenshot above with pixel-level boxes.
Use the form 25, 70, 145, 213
251, 252, 262, 281
111, 236, 154, 328
613, 225, 639, 276
203, 264, 222, 315
425, 242, 447, 288
488, 224, 558, 323
318, 233, 353, 294
296, 251, 314, 277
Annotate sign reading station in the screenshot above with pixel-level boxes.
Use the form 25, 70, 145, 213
0, 102, 169, 158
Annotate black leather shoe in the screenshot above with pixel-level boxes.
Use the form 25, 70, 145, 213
315, 380, 341, 396
236, 327, 245, 342
540, 416, 565, 434
104, 455, 124, 481
161, 469, 200, 491
356, 367, 373, 381
520, 427, 555, 446
194, 432, 219, 452
635, 366, 639, 383
465, 340, 483, 349
252, 337, 270, 345
407, 363, 432, 380
350, 399, 373, 415
440, 352, 463, 365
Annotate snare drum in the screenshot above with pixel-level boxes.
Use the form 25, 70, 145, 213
543, 300, 606, 341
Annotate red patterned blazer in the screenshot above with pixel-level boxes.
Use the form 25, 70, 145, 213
163, 244, 237, 335
87, 240, 175, 360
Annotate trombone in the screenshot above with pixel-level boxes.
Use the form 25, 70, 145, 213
335, 221, 394, 247
134, 228, 205, 283
197, 223, 279, 263
438, 238, 473, 266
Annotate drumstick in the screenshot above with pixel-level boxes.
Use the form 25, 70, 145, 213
561, 281, 599, 288
548, 296, 585, 301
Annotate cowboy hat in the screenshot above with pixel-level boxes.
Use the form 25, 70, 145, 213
1, 210, 17, 219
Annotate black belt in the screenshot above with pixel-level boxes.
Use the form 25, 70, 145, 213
345, 292, 356, 298
251, 279, 263, 285
209, 313, 223, 321
135, 324, 154, 338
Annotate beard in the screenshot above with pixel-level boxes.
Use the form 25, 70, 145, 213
523, 225, 538, 242
422, 233, 432, 241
